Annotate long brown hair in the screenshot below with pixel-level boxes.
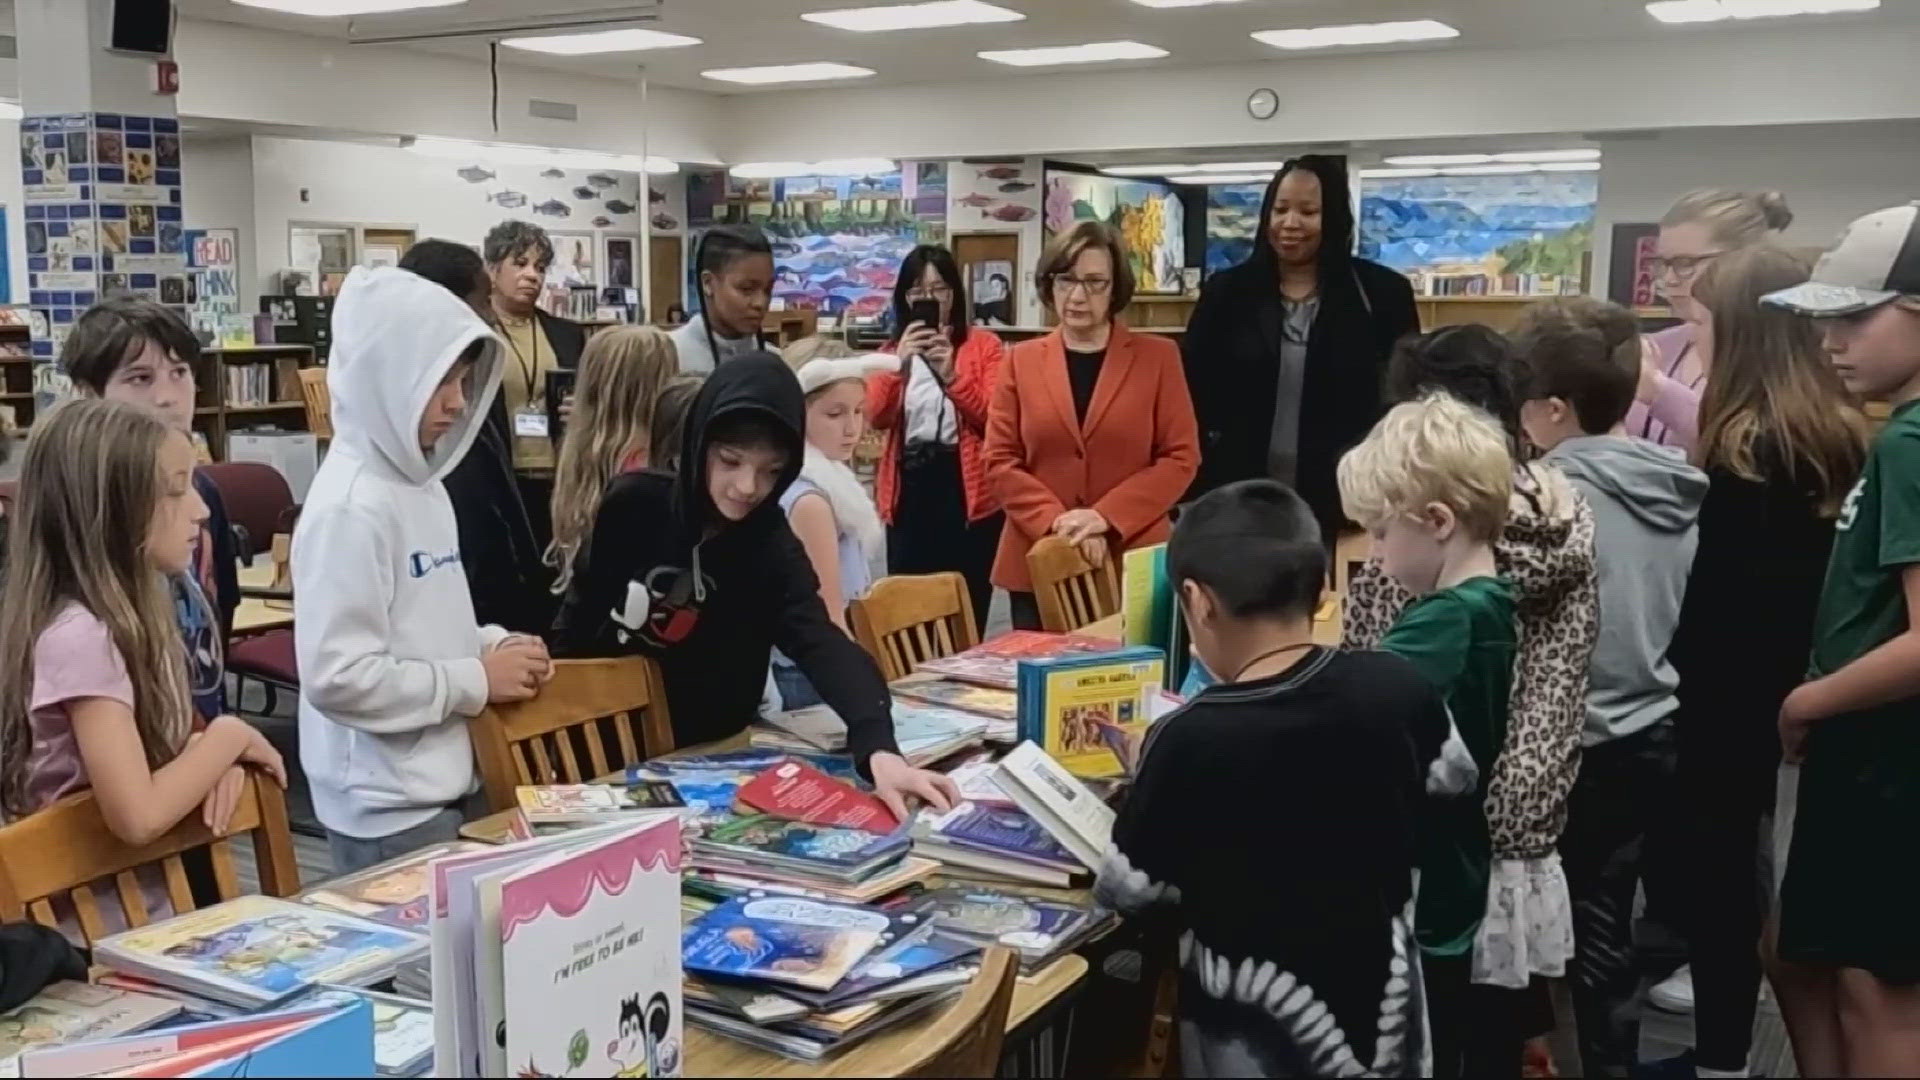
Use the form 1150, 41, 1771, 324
547, 326, 679, 592
0, 399, 192, 816
1692, 244, 1866, 516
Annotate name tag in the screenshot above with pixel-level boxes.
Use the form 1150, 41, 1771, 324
514, 408, 550, 438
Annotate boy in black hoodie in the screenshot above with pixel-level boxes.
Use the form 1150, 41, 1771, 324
553, 352, 957, 818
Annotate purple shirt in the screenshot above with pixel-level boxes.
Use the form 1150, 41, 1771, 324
1625, 324, 1703, 450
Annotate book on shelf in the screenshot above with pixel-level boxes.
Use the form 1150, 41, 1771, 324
751, 702, 988, 766
216, 316, 255, 350
888, 674, 1019, 728
0, 980, 183, 1065
736, 758, 901, 835
913, 630, 1121, 691
992, 741, 1118, 871
516, 782, 687, 826
295, 840, 484, 931
289, 985, 433, 1078
16, 996, 375, 1079
680, 893, 922, 993
91, 894, 428, 1010
430, 816, 683, 1079
1016, 646, 1166, 778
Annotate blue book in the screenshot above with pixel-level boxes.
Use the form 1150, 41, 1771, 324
927, 802, 1081, 870
682, 894, 925, 991
630, 752, 861, 830
1015, 646, 1166, 778
904, 886, 1097, 965
693, 814, 911, 882
17, 997, 376, 1078
786, 925, 981, 1009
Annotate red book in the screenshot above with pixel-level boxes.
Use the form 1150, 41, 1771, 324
737, 759, 901, 834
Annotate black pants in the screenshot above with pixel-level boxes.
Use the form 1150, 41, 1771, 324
1560, 719, 1677, 1079
516, 473, 555, 556
1679, 762, 1772, 1072
1423, 953, 1527, 1080
886, 444, 999, 629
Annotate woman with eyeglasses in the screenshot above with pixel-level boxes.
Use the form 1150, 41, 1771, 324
866, 246, 1007, 626
985, 221, 1200, 631
1631, 189, 1795, 450
1182, 155, 1420, 546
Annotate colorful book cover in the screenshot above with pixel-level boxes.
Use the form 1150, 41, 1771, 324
0, 981, 182, 1062
1016, 647, 1166, 778
297, 840, 481, 931
291, 986, 433, 1077
905, 886, 1094, 961
681, 895, 921, 991
630, 753, 860, 831
694, 813, 910, 872
17, 999, 372, 1079
1121, 543, 1172, 651
498, 816, 685, 1079
518, 783, 685, 824
737, 759, 900, 835
889, 676, 1019, 723
787, 924, 981, 1009
94, 895, 423, 1007
916, 631, 1121, 690
928, 802, 1082, 869
943, 757, 1017, 808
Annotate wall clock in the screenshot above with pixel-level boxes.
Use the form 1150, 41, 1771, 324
1247, 87, 1279, 120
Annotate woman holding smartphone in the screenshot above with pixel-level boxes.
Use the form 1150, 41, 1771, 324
866, 245, 1006, 626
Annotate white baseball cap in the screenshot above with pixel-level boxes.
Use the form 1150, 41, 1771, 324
794, 353, 895, 395
1763, 202, 1920, 317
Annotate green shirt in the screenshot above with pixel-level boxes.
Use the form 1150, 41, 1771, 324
1379, 575, 1518, 957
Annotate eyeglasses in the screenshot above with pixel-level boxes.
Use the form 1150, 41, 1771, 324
1052, 275, 1112, 297
905, 285, 953, 302
1649, 251, 1725, 280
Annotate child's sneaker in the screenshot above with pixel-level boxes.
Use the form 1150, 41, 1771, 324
1648, 963, 1694, 1013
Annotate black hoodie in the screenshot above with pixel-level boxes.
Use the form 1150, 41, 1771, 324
552, 352, 900, 770
1181, 155, 1420, 540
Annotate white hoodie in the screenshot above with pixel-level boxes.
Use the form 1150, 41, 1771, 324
294, 266, 507, 840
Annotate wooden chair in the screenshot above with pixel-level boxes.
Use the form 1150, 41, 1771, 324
0, 773, 299, 947
849, 572, 980, 683
470, 657, 675, 812
900, 948, 1019, 1078
298, 365, 332, 441
1027, 534, 1121, 634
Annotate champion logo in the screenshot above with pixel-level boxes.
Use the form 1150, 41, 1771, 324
408, 549, 463, 579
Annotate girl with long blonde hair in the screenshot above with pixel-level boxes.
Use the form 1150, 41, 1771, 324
0, 400, 285, 869
546, 326, 679, 592
1660, 243, 1866, 1080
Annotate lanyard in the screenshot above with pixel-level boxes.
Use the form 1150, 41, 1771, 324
502, 316, 544, 401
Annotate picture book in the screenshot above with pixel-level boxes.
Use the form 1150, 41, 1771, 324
517, 783, 685, 825
1121, 543, 1172, 652
687, 987, 956, 1061
680, 979, 810, 1026
924, 801, 1083, 870
296, 840, 482, 931
1016, 646, 1165, 778
497, 815, 684, 1079
0, 981, 181, 1065
944, 756, 1017, 807
291, 986, 432, 1077
737, 759, 901, 834
890, 675, 1018, 724
686, 855, 940, 906
692, 814, 911, 882
631, 752, 861, 831
16, 998, 373, 1079
754, 703, 988, 766
915, 631, 1121, 690
905, 885, 1097, 966
784, 923, 981, 1009
681, 894, 922, 991
993, 741, 1117, 871
93, 895, 427, 1009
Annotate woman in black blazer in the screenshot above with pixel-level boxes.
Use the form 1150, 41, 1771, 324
1182, 155, 1419, 542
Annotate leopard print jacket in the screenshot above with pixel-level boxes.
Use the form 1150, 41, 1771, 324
1344, 461, 1599, 859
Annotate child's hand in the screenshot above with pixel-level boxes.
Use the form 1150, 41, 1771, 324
238, 726, 288, 788
201, 766, 247, 834
485, 641, 547, 703
869, 752, 960, 825
497, 634, 556, 685
1780, 684, 1822, 764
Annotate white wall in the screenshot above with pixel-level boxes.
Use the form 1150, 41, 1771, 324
182, 135, 258, 311
1593, 121, 1920, 293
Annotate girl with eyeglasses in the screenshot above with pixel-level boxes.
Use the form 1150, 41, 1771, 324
865, 245, 1006, 626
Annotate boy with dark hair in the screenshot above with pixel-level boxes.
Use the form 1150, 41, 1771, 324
1095, 478, 1441, 1078
552, 352, 956, 820
1515, 297, 1708, 1078
1763, 202, 1920, 1077
62, 297, 239, 721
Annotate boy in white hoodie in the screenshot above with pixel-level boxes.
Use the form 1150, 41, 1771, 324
295, 266, 552, 873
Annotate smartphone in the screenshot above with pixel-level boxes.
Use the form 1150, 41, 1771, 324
908, 299, 942, 332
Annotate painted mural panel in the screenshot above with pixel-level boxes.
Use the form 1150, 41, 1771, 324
1359, 172, 1598, 296
1042, 171, 1186, 294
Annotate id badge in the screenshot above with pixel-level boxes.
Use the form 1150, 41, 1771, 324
514, 407, 550, 439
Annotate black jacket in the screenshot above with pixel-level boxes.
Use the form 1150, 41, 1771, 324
1182, 166, 1418, 538
444, 311, 585, 633
551, 352, 900, 771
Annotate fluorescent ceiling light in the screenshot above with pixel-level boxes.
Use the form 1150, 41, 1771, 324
1168, 173, 1271, 185
1131, 0, 1250, 7
1104, 164, 1192, 176
1192, 161, 1284, 173
702, 62, 877, 84
1386, 149, 1600, 167
0, 101, 20, 122
232, 0, 466, 14
1253, 19, 1458, 50
1495, 148, 1601, 162
407, 136, 676, 175
979, 40, 1168, 66
502, 28, 702, 55
1383, 153, 1490, 166
1647, 0, 1877, 24
1536, 161, 1603, 172
730, 158, 898, 178
1360, 167, 1441, 179
1433, 163, 1603, 176
803, 1, 1024, 32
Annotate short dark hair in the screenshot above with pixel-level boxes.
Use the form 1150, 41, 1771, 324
400, 238, 486, 298
482, 220, 554, 269
61, 297, 201, 393
1510, 298, 1641, 435
706, 410, 787, 456
891, 245, 971, 346
1168, 479, 1325, 621
649, 375, 703, 471
1037, 221, 1134, 317
1385, 324, 1523, 444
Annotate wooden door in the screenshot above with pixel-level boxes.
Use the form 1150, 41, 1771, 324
650, 235, 684, 325
951, 233, 1022, 328
360, 228, 416, 269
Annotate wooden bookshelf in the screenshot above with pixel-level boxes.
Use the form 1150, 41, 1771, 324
0, 320, 37, 433
194, 343, 319, 462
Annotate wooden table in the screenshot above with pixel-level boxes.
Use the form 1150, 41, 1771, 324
233, 561, 292, 634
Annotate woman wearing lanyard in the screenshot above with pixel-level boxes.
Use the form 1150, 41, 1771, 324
867, 245, 1006, 626
482, 219, 586, 555
1182, 155, 1419, 545
1629, 188, 1795, 450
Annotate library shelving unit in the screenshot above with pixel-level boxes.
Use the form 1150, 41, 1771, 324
0, 317, 34, 432
193, 342, 318, 462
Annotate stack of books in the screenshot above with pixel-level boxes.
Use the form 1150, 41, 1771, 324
751, 702, 990, 766
681, 892, 979, 1061
911, 801, 1089, 888
296, 839, 484, 931
915, 630, 1121, 691
905, 884, 1116, 974
0, 981, 185, 1068
505, 781, 688, 839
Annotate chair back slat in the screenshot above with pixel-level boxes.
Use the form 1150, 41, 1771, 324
472, 658, 674, 812
0, 773, 299, 949
849, 573, 981, 683
1026, 535, 1121, 634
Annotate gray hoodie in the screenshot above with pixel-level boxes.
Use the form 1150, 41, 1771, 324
1545, 435, 1708, 746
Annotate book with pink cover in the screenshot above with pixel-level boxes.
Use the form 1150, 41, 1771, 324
913, 631, 1120, 691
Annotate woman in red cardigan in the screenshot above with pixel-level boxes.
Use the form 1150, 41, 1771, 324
867, 245, 1006, 625
986, 222, 1199, 631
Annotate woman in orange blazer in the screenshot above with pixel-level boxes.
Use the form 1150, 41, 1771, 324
985, 221, 1200, 630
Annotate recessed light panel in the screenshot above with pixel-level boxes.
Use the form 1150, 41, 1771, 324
1252, 19, 1458, 50
702, 62, 878, 84
1647, 0, 1877, 24
803, 1, 1025, 32
503, 28, 702, 55
234, 0, 466, 13
979, 41, 1168, 66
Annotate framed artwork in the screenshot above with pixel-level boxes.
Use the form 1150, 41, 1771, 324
547, 231, 597, 289
603, 236, 638, 290
1608, 223, 1668, 313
